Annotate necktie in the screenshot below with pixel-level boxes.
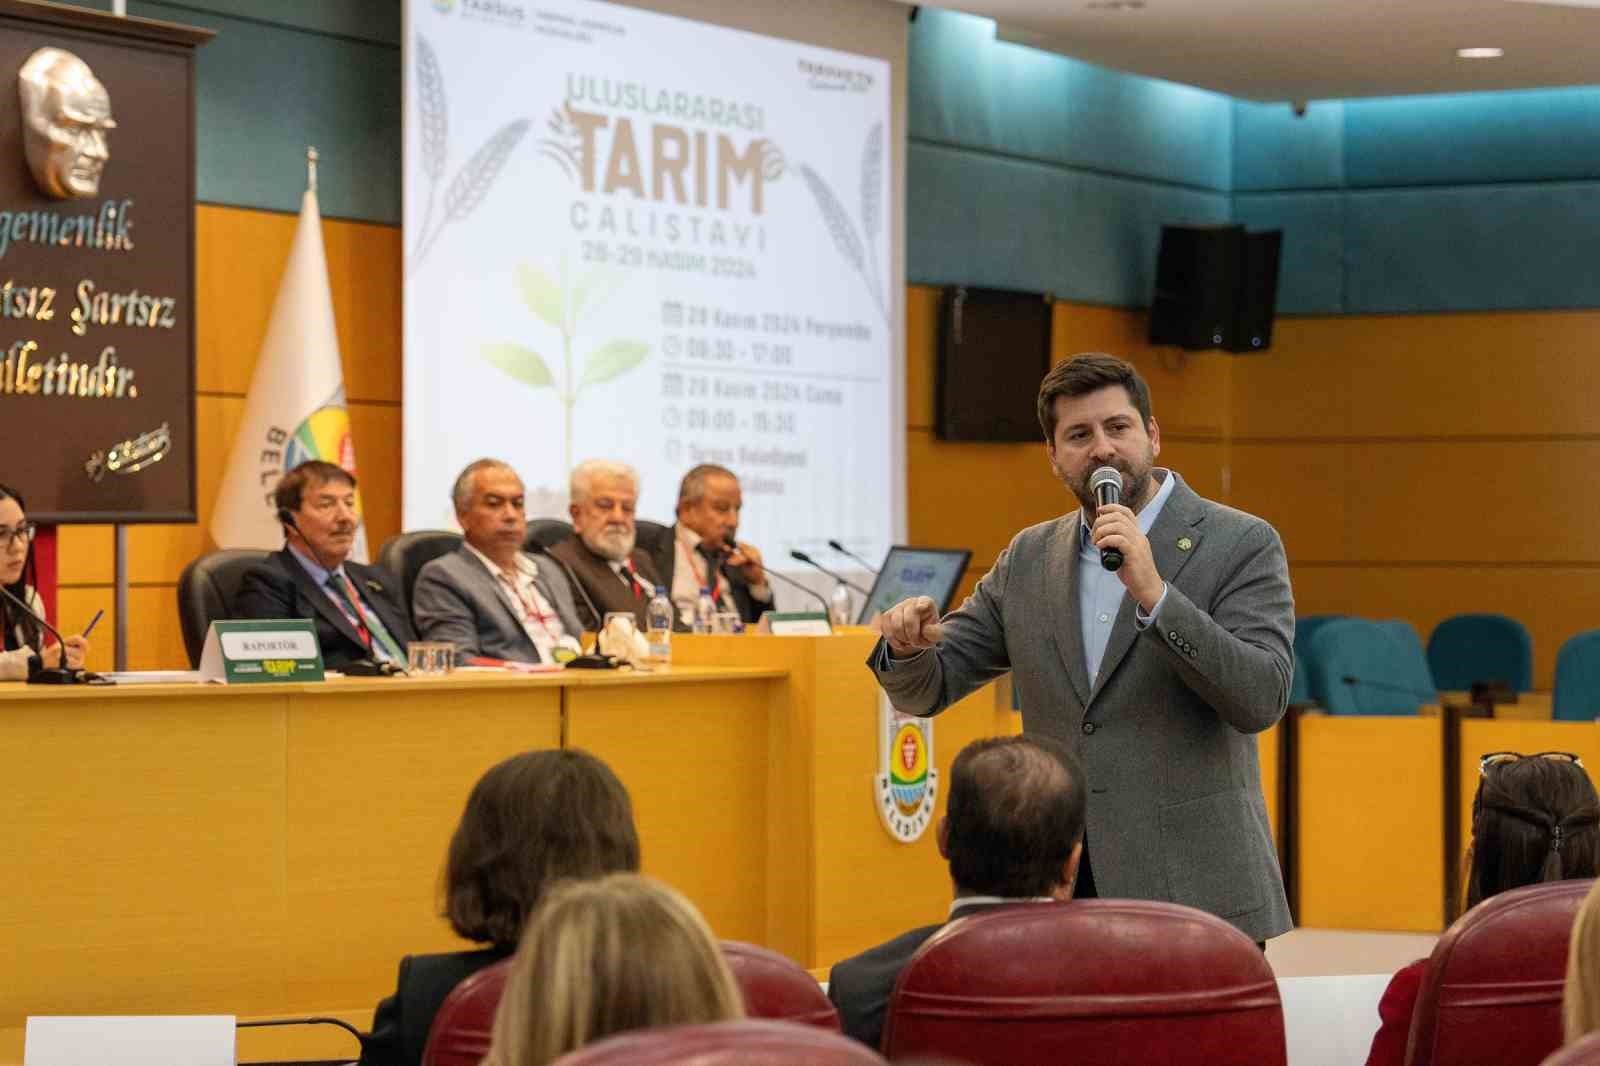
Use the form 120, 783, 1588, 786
695, 544, 727, 609
621, 560, 644, 599
327, 573, 405, 664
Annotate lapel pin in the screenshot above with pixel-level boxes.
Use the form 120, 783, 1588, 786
1177, 536, 1193, 552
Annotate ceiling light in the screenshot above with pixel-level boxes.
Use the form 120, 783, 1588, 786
1456, 47, 1505, 58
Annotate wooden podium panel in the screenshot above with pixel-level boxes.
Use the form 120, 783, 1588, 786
1296, 713, 1446, 932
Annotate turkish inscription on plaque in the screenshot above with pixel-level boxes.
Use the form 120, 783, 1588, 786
0, 5, 208, 523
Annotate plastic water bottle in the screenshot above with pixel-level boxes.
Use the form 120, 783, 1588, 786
647, 586, 674, 662
828, 582, 853, 627
693, 587, 716, 634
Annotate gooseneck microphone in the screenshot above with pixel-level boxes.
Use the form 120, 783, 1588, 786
827, 539, 881, 576
761, 565, 837, 619
0, 584, 102, 684
1340, 675, 1438, 704
528, 541, 603, 633
789, 550, 871, 596
1089, 466, 1124, 572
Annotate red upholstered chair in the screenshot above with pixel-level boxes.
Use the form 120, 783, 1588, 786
1543, 1033, 1600, 1065
1406, 879, 1592, 1066
421, 957, 513, 1066
551, 1019, 886, 1065
882, 899, 1286, 1066
721, 940, 840, 1029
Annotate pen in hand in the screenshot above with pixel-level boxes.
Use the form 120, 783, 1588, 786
82, 609, 103, 639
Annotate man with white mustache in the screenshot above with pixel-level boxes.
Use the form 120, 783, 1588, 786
547, 459, 666, 632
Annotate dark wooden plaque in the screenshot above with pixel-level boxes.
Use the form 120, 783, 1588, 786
0, 0, 209, 522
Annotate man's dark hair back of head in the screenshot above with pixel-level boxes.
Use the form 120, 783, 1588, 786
944, 734, 1086, 898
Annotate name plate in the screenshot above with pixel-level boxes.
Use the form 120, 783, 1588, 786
198, 620, 324, 684
763, 611, 833, 636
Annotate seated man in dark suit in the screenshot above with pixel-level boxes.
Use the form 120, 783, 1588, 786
828, 733, 1085, 1050
411, 458, 584, 662
546, 459, 666, 632
235, 460, 416, 673
647, 463, 773, 626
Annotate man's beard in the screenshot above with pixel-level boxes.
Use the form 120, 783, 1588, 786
585, 524, 636, 562
1067, 457, 1155, 514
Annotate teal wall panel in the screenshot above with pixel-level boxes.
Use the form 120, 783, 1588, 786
129, 0, 400, 223
1343, 88, 1600, 189
1232, 100, 1343, 193
1342, 182, 1600, 313
907, 141, 1228, 306
910, 9, 1232, 192
1230, 192, 1344, 315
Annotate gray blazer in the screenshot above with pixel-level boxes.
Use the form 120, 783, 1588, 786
411, 545, 584, 662
870, 474, 1294, 942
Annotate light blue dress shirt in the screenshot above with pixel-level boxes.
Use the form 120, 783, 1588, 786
1077, 467, 1175, 686
287, 544, 404, 664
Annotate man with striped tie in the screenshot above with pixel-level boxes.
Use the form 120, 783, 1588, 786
236, 460, 417, 673
547, 459, 665, 632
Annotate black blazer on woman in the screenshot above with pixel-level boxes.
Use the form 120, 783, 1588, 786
358, 946, 514, 1066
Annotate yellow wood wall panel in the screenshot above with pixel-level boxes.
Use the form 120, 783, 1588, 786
1296, 714, 1445, 931
566, 678, 775, 947
55, 525, 114, 585
58, 584, 187, 672
905, 285, 938, 429
282, 685, 563, 1009
1343, 441, 1600, 564
349, 401, 402, 551
1229, 443, 1350, 562
1289, 564, 1600, 690
196, 204, 295, 396
0, 692, 291, 1021
1055, 304, 1232, 440
321, 218, 403, 405
1234, 311, 1600, 440
905, 429, 1064, 563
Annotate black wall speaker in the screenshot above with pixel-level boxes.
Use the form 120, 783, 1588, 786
1148, 225, 1283, 353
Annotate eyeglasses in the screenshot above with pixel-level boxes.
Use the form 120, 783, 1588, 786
1480, 751, 1585, 776
0, 521, 36, 549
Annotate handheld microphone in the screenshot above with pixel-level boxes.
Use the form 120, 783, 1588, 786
789, 550, 871, 596
527, 541, 603, 634
827, 539, 881, 576
0, 584, 104, 684
761, 565, 837, 620
1088, 466, 1124, 572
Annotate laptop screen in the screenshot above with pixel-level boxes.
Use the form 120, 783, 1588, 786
856, 547, 973, 625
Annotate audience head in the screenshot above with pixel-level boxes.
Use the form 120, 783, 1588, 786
486, 872, 743, 1066
452, 459, 527, 564
675, 464, 742, 552
1465, 752, 1600, 910
273, 460, 360, 568
443, 748, 640, 947
569, 460, 640, 562
1564, 879, 1600, 1044
940, 734, 1086, 900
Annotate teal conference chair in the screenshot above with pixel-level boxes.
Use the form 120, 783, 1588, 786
1552, 630, 1600, 722
1305, 618, 1435, 715
1427, 613, 1534, 693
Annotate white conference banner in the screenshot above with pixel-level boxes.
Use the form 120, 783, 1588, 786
403, 0, 894, 585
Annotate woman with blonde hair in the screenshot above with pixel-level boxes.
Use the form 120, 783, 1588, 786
486, 873, 744, 1066
1563, 878, 1600, 1044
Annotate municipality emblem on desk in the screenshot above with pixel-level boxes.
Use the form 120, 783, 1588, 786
875, 692, 937, 843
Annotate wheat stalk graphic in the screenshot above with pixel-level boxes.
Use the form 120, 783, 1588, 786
409, 34, 531, 272
798, 122, 888, 321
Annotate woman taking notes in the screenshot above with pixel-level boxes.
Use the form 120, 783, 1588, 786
0, 484, 88, 680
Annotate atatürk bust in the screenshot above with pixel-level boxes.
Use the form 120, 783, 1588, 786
18, 47, 116, 199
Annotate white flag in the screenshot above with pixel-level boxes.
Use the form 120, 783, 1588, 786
210, 182, 370, 560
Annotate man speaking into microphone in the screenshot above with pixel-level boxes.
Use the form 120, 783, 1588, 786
869, 353, 1295, 944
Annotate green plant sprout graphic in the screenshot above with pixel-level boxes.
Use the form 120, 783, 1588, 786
481, 257, 649, 474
